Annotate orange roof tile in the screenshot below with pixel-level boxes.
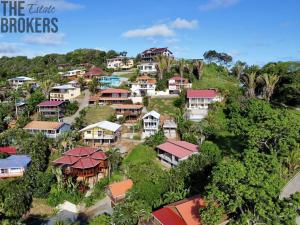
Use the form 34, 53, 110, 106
108, 179, 133, 198
24, 121, 64, 130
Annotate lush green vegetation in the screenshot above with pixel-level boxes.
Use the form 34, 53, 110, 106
148, 97, 179, 117
83, 106, 114, 124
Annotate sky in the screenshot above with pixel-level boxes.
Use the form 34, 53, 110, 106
0, 0, 300, 65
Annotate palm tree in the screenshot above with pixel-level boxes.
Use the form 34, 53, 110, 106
257, 73, 280, 102
241, 71, 258, 98
155, 55, 167, 80
232, 61, 246, 80
22, 82, 32, 99
122, 57, 129, 67
107, 148, 122, 178
165, 56, 174, 73
40, 80, 54, 99
193, 60, 205, 80
77, 76, 85, 91
88, 77, 99, 94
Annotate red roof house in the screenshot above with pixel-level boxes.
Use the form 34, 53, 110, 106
89, 88, 131, 105
156, 140, 198, 167
187, 89, 222, 111
0, 146, 17, 155
53, 147, 108, 181
152, 195, 205, 225
84, 67, 104, 79
187, 89, 219, 98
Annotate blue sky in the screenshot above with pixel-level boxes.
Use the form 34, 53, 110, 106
1, 0, 300, 65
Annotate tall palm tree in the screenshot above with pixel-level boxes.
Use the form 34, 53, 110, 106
241, 71, 257, 98
257, 73, 280, 102
193, 60, 205, 80
22, 82, 32, 99
107, 148, 122, 178
40, 80, 55, 99
165, 56, 174, 73
155, 55, 167, 80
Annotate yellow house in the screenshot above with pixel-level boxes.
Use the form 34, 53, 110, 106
50, 84, 81, 102
80, 121, 121, 146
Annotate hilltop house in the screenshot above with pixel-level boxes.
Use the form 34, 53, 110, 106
152, 195, 205, 225
89, 88, 131, 105
137, 48, 173, 74
99, 76, 122, 89
8, 76, 36, 89
168, 76, 192, 94
107, 56, 134, 69
112, 104, 144, 120
0, 155, 31, 179
50, 84, 81, 102
186, 89, 222, 121
53, 147, 108, 184
142, 110, 160, 137
107, 179, 133, 206
80, 121, 122, 146
37, 100, 67, 119
23, 121, 71, 138
62, 69, 86, 80
156, 140, 198, 167
131, 75, 156, 96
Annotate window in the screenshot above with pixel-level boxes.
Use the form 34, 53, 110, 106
87, 131, 91, 134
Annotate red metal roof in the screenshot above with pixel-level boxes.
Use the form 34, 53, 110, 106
38, 100, 65, 107
0, 146, 17, 155
64, 147, 98, 157
53, 155, 80, 165
170, 76, 186, 81
101, 88, 130, 94
71, 157, 100, 169
157, 140, 198, 159
153, 208, 186, 225
84, 67, 103, 77
187, 89, 218, 98
91, 151, 107, 160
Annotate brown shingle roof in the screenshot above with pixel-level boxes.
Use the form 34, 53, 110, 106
108, 179, 133, 198
24, 121, 64, 130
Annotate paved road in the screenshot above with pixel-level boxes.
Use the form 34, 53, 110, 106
63, 89, 90, 125
280, 171, 300, 225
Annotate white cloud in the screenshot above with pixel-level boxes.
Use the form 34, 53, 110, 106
164, 38, 180, 44
199, 0, 239, 11
123, 24, 175, 38
23, 33, 65, 45
0, 42, 21, 54
171, 18, 198, 29
26, 0, 84, 11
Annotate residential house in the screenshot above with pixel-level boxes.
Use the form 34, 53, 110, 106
89, 88, 131, 105
168, 76, 192, 94
84, 67, 104, 81
152, 195, 205, 225
137, 48, 173, 74
50, 84, 81, 102
0, 146, 17, 155
37, 100, 67, 119
53, 147, 108, 184
107, 56, 134, 69
107, 179, 133, 206
163, 120, 177, 139
99, 76, 122, 89
8, 76, 36, 89
112, 104, 144, 120
156, 140, 198, 167
24, 121, 71, 138
142, 110, 160, 137
131, 75, 157, 96
186, 89, 222, 121
0, 155, 31, 179
80, 120, 122, 146
62, 69, 86, 80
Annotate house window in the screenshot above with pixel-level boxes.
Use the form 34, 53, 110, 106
87, 131, 91, 134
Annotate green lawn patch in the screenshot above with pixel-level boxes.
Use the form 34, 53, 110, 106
123, 144, 156, 165
83, 105, 114, 124
147, 97, 179, 117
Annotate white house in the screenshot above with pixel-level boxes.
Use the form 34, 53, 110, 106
142, 110, 160, 137
62, 69, 85, 79
168, 76, 192, 94
137, 62, 158, 74
131, 75, 156, 96
0, 155, 31, 178
8, 76, 36, 89
50, 84, 81, 102
23, 121, 71, 138
107, 56, 134, 69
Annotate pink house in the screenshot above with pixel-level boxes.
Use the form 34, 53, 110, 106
168, 76, 192, 94
187, 89, 222, 109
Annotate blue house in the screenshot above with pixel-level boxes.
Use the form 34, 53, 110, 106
99, 76, 122, 90
0, 155, 31, 178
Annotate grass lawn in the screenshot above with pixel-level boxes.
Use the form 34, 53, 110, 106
29, 198, 55, 217
119, 72, 136, 79
123, 144, 156, 165
147, 97, 179, 117
192, 66, 239, 93
83, 105, 114, 124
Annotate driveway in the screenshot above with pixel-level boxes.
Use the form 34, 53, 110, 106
63, 89, 90, 124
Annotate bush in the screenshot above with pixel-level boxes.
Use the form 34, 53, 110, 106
142, 96, 149, 107
65, 101, 79, 116
47, 184, 83, 206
